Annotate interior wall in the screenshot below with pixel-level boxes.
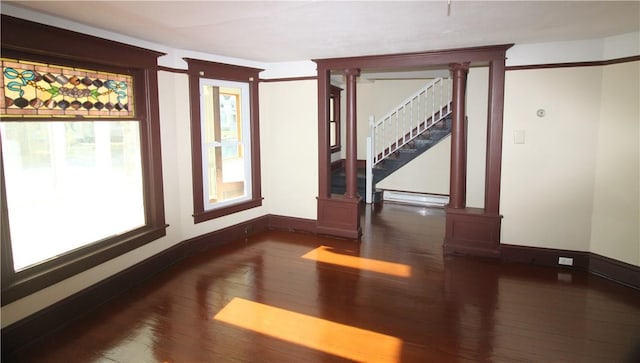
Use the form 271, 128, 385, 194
259, 80, 318, 219
501, 66, 603, 253
355, 81, 375, 160
590, 61, 640, 266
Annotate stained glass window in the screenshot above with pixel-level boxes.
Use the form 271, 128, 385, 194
1, 58, 134, 118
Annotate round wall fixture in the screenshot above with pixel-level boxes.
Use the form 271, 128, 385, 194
537, 109, 546, 117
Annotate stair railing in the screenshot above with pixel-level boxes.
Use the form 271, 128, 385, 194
365, 77, 452, 203
371, 77, 452, 166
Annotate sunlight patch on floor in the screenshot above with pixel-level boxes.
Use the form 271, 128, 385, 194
214, 297, 402, 363
301, 245, 411, 277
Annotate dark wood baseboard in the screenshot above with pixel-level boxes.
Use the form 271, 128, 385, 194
590, 253, 640, 290
268, 215, 317, 233
501, 244, 590, 270
501, 244, 639, 290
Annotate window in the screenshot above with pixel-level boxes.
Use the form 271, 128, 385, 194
186, 59, 263, 223
1, 15, 166, 304
329, 85, 342, 152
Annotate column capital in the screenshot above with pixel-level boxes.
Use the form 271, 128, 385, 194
344, 68, 361, 77
448, 62, 470, 73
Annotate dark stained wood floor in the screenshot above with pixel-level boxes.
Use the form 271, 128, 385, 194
6, 203, 640, 362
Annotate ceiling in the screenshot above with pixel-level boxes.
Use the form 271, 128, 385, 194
5, 1, 640, 63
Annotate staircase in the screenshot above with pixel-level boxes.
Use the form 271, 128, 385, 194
331, 77, 453, 201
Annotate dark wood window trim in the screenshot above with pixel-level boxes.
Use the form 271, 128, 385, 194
185, 58, 264, 223
329, 85, 342, 153
0, 15, 167, 305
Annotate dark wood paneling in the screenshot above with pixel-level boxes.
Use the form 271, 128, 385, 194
316, 197, 361, 239
444, 207, 501, 257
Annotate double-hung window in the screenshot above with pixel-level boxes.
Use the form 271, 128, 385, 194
186, 59, 262, 223
0, 16, 166, 304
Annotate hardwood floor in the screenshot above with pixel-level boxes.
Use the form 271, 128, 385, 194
6, 203, 640, 362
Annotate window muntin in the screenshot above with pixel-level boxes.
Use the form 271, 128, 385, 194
200, 79, 252, 210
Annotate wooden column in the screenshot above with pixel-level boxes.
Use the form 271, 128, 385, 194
444, 60, 504, 258
344, 68, 360, 199
317, 67, 331, 199
315, 67, 362, 240
485, 58, 506, 214
448, 62, 469, 209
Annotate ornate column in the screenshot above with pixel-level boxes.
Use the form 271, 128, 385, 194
448, 62, 470, 209
344, 68, 360, 199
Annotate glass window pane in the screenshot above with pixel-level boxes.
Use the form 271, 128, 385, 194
200, 79, 251, 210
1, 121, 145, 271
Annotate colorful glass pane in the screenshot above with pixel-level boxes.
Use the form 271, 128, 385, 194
1, 58, 134, 118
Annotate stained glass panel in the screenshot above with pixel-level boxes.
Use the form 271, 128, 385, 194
1, 58, 134, 118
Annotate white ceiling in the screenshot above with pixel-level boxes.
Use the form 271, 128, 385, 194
5, 1, 640, 63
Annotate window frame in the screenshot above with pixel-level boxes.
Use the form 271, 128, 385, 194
0, 15, 167, 305
185, 59, 263, 223
329, 85, 342, 153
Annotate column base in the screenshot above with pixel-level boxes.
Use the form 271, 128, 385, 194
316, 196, 362, 240
444, 207, 502, 257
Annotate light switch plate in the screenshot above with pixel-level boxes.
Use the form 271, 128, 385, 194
514, 130, 525, 144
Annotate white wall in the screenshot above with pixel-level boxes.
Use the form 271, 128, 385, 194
259, 80, 318, 219
590, 61, 640, 265
501, 66, 602, 252
501, 60, 640, 267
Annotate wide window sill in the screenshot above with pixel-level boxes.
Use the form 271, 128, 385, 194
1, 225, 168, 306
193, 198, 263, 224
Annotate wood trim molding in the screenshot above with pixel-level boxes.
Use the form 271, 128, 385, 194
590, 253, 640, 290
259, 76, 318, 83
501, 244, 590, 270
501, 244, 639, 290
156, 65, 189, 74
505, 55, 640, 71
269, 215, 317, 233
